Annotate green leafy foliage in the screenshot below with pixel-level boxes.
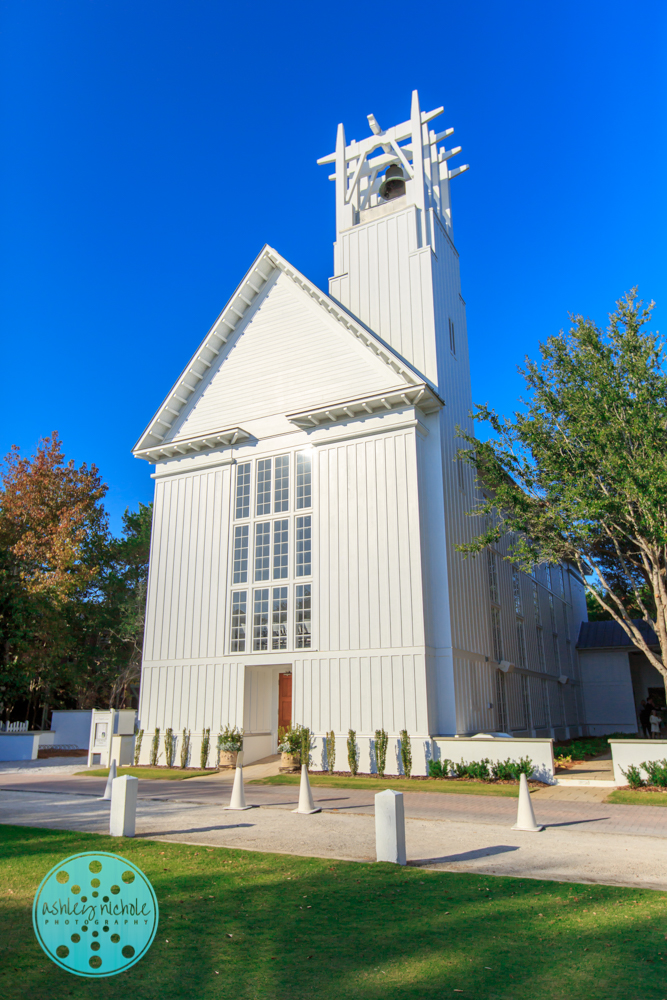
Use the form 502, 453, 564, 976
149, 727, 160, 767
641, 759, 667, 787
200, 727, 211, 769
133, 728, 143, 766
164, 727, 176, 767
218, 726, 243, 753
491, 757, 534, 780
278, 724, 303, 756
454, 758, 491, 781
347, 729, 359, 776
374, 729, 388, 777
179, 728, 190, 769
325, 730, 336, 773
622, 764, 645, 789
456, 291, 667, 681
399, 729, 412, 777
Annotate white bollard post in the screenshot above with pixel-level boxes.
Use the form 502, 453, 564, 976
225, 751, 252, 811
101, 758, 117, 800
375, 789, 406, 865
512, 772, 544, 832
292, 764, 321, 814
109, 775, 138, 837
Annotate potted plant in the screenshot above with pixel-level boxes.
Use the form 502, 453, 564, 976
217, 726, 243, 768
278, 724, 303, 771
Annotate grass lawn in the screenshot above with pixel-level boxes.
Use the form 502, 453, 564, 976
77, 767, 216, 780
607, 789, 667, 807
2, 826, 666, 1000
254, 773, 524, 797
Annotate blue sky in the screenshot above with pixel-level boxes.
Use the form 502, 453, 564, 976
1, 0, 665, 535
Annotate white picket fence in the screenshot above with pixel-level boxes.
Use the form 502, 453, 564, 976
0, 721, 29, 733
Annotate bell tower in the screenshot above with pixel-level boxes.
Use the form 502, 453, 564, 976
317, 89, 469, 393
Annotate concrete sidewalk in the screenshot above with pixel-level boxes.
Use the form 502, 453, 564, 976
1, 788, 665, 891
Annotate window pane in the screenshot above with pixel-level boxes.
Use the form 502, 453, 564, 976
512, 567, 522, 614
231, 592, 247, 652
256, 459, 272, 516
235, 463, 251, 519
296, 453, 311, 509
253, 588, 269, 651
274, 455, 289, 512
272, 586, 288, 650
516, 620, 527, 668
296, 584, 311, 649
296, 515, 311, 577
255, 522, 271, 580
273, 519, 289, 579
232, 525, 248, 584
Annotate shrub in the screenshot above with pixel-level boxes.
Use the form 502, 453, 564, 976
491, 757, 534, 781
164, 728, 175, 767
133, 729, 143, 766
347, 729, 359, 776
622, 764, 644, 789
428, 759, 443, 778
200, 727, 211, 770
440, 759, 453, 777
218, 726, 243, 755
300, 726, 312, 768
374, 729, 388, 777
453, 759, 491, 781
278, 724, 303, 755
641, 759, 667, 788
179, 728, 190, 769
399, 729, 412, 778
326, 730, 336, 774
149, 727, 160, 767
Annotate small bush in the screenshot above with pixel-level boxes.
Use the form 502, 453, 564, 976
149, 727, 160, 767
374, 729, 388, 777
300, 726, 312, 768
164, 728, 175, 767
641, 759, 667, 788
179, 728, 190, 769
622, 764, 644, 789
428, 759, 443, 778
326, 730, 336, 774
491, 757, 534, 781
133, 729, 143, 766
200, 727, 211, 770
347, 730, 359, 776
278, 724, 303, 755
218, 726, 243, 754
399, 729, 412, 778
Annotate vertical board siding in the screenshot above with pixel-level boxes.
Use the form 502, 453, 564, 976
139, 663, 244, 734
294, 653, 428, 734
143, 466, 231, 663
316, 430, 424, 653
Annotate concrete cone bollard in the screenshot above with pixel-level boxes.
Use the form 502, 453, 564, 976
292, 764, 321, 814
511, 772, 544, 832
101, 758, 117, 800
225, 751, 252, 811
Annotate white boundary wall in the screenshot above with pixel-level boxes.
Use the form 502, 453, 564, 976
308, 734, 556, 782
0, 733, 41, 761
609, 739, 667, 785
433, 736, 556, 784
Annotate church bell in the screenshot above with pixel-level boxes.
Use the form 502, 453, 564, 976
379, 163, 407, 201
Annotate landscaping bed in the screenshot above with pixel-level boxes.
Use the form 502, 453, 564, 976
254, 773, 545, 796
78, 766, 218, 781
2, 824, 667, 1000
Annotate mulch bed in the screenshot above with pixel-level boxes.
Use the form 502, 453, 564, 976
315, 771, 545, 787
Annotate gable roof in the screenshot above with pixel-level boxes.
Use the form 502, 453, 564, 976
133, 245, 442, 462
577, 619, 658, 650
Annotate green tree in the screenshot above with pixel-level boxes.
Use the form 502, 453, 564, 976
457, 291, 667, 682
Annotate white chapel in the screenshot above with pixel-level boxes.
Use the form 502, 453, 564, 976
133, 92, 594, 773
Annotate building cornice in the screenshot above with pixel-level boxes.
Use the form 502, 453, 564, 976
286, 384, 441, 429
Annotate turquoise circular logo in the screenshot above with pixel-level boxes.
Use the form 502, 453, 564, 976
32, 852, 159, 977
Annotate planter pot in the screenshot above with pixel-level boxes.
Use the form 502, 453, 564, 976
280, 752, 301, 772
219, 750, 239, 769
